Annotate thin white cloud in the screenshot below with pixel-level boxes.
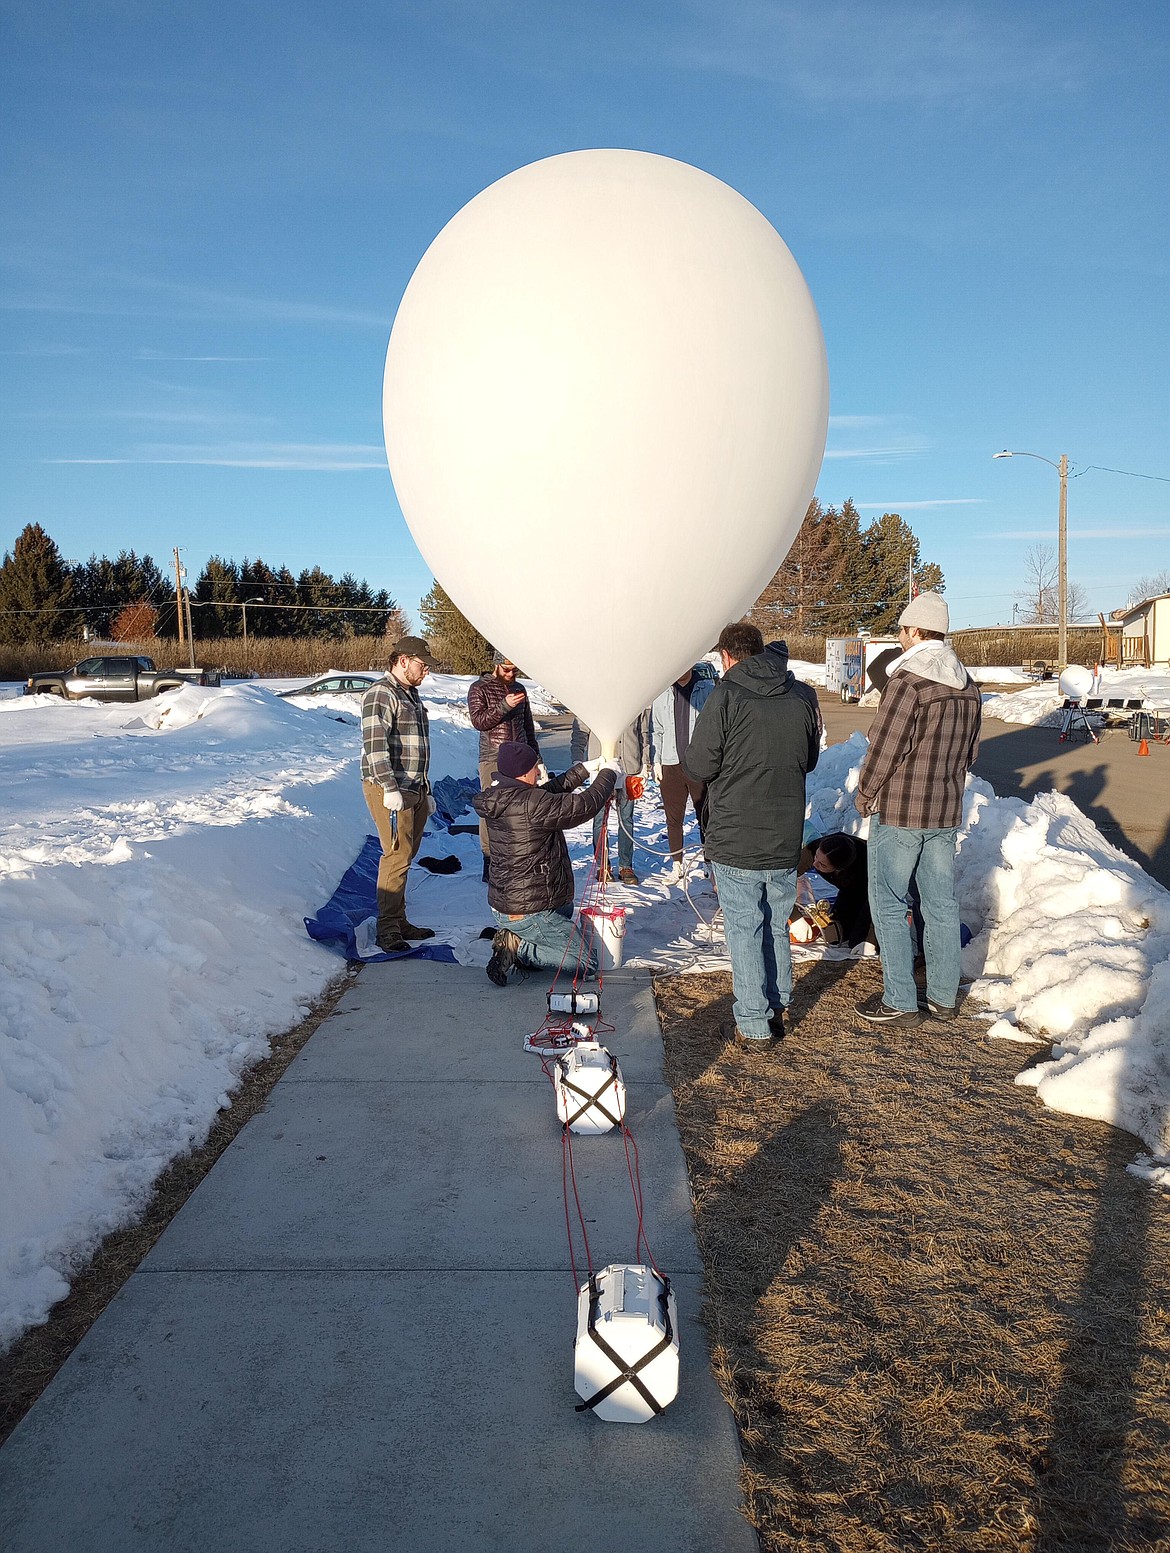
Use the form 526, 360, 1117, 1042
1, 268, 386, 329
985, 527, 1170, 540
855, 499, 987, 509
823, 445, 928, 462
671, 0, 1087, 105
0, 343, 88, 356
134, 349, 271, 362
48, 442, 386, 471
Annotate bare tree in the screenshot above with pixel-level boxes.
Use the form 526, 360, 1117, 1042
1127, 569, 1170, 607
1015, 544, 1088, 622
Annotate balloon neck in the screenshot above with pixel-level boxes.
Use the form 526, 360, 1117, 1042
601, 740, 618, 760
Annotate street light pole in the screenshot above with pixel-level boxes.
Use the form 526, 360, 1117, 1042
1057, 453, 1068, 670
994, 449, 1070, 667
241, 597, 263, 653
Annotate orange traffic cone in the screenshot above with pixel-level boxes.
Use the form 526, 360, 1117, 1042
1138, 737, 1150, 756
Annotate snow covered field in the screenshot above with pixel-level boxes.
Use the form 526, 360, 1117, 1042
2, 671, 1168, 1350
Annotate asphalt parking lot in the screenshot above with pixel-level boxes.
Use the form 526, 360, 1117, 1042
817, 697, 1170, 890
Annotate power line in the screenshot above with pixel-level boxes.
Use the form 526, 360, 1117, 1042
1075, 463, 1170, 483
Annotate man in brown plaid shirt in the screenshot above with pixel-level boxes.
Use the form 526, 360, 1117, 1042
854, 593, 981, 1027
360, 636, 438, 953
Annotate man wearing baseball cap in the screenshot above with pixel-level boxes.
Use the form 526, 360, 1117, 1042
472, 740, 620, 986
360, 636, 439, 954
854, 592, 981, 1027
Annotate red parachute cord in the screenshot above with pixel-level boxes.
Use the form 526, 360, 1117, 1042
562, 1122, 594, 1292
620, 1120, 663, 1279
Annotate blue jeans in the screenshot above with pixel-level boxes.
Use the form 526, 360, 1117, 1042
711, 862, 797, 1040
491, 903, 598, 977
592, 788, 635, 871
867, 817, 961, 1011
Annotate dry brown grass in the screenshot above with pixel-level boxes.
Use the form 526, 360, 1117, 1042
0, 637, 394, 683
655, 961, 1170, 1553
0, 964, 359, 1449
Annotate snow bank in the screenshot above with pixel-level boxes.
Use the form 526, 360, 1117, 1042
982, 665, 1170, 727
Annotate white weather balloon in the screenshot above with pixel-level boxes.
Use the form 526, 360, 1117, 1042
384, 149, 829, 748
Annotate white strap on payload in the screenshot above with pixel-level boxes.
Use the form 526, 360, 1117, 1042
555, 1043, 625, 1134
574, 1263, 679, 1423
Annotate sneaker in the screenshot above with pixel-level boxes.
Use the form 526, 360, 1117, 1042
619, 867, 639, 885
768, 1011, 786, 1039
856, 994, 923, 1028
486, 929, 521, 987
401, 923, 436, 940
665, 861, 686, 885
925, 998, 958, 1019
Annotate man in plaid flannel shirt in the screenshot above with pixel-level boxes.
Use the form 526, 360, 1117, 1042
854, 593, 981, 1027
360, 636, 438, 953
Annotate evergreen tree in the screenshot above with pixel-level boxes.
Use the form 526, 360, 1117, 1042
857, 513, 946, 632
0, 523, 81, 642
418, 579, 494, 673
193, 557, 241, 638
296, 565, 346, 639
73, 550, 168, 636
239, 557, 281, 638
750, 501, 944, 637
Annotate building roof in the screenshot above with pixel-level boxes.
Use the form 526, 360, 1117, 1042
1118, 592, 1170, 621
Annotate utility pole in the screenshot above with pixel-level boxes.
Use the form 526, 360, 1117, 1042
184, 589, 195, 668
173, 548, 186, 653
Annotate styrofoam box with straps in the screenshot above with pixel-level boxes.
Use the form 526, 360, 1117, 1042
555, 1043, 626, 1134
574, 1263, 680, 1424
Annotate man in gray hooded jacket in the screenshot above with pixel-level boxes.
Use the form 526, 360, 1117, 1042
855, 592, 981, 1026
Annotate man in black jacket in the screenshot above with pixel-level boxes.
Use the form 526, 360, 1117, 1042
472, 741, 620, 986
685, 623, 822, 1045
467, 658, 538, 883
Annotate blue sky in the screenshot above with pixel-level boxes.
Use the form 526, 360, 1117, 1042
3, 0, 1168, 629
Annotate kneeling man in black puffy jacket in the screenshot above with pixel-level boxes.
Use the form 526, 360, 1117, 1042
472, 740, 621, 986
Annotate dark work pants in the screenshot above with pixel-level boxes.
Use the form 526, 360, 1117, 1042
660, 763, 706, 863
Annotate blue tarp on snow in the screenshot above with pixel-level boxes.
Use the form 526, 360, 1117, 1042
305, 833, 458, 964
431, 773, 480, 826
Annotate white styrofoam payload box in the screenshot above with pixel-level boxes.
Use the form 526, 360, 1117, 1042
574, 1263, 679, 1424
555, 1044, 626, 1134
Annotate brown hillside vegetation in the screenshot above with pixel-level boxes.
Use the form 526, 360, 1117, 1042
655, 961, 1170, 1553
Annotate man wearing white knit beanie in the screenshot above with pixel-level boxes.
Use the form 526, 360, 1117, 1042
853, 592, 982, 1027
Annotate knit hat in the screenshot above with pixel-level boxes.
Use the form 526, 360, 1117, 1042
496, 741, 540, 778
898, 591, 949, 634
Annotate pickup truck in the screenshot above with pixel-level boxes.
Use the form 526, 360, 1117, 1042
24, 655, 221, 701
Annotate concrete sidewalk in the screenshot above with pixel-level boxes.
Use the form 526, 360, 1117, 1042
0, 964, 755, 1552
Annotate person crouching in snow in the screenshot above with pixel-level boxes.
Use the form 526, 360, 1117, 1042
472, 740, 621, 986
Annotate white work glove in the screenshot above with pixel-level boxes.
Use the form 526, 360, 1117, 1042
600, 758, 624, 777
653, 761, 663, 783
789, 915, 815, 944
383, 788, 404, 812
583, 755, 606, 775
423, 794, 436, 818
